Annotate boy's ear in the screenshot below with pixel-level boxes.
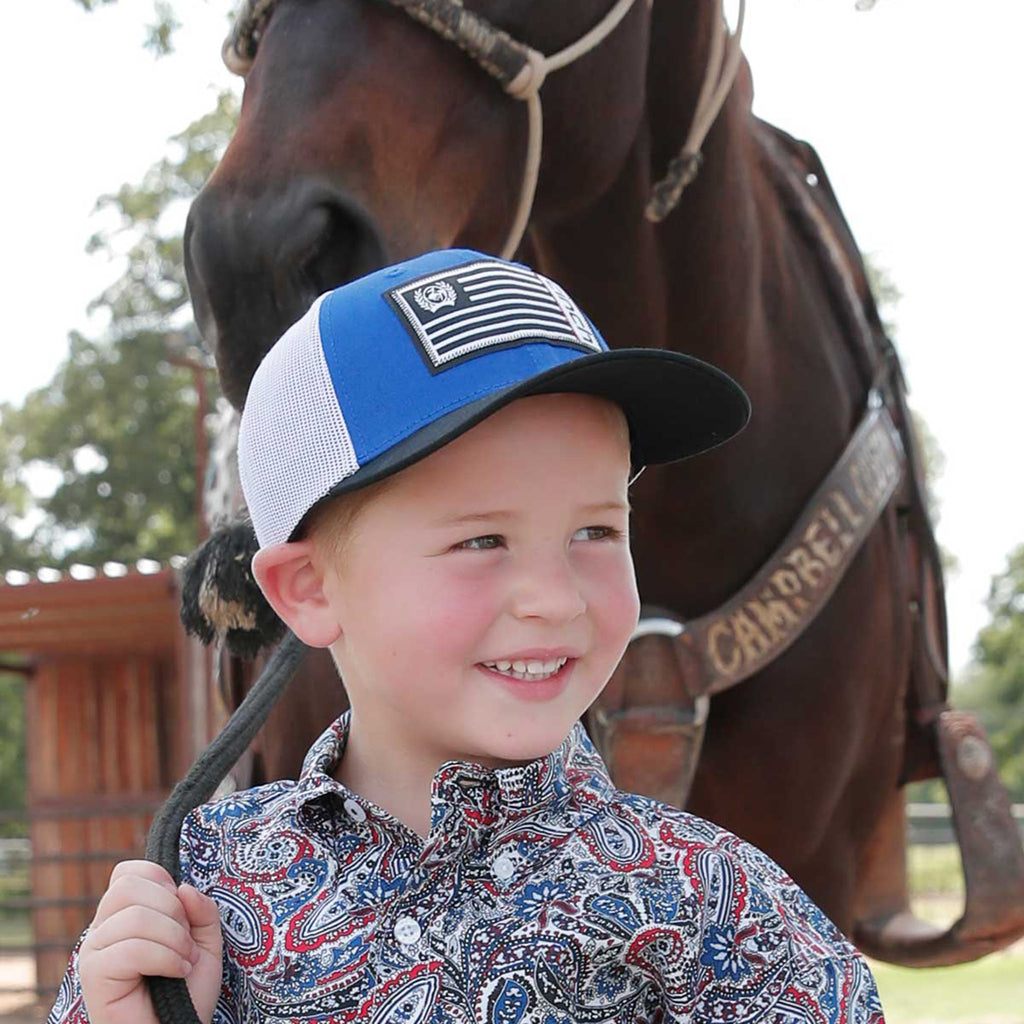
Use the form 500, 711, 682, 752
251, 541, 341, 648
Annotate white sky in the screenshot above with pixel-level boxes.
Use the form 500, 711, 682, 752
2, 0, 1021, 677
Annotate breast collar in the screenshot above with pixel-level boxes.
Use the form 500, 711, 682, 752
296, 711, 616, 842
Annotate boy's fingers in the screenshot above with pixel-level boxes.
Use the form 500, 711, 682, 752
93, 874, 190, 932
83, 936, 194, 984
108, 860, 178, 894
178, 883, 223, 955
87, 904, 197, 962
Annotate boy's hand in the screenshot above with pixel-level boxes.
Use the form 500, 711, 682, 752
78, 861, 223, 1024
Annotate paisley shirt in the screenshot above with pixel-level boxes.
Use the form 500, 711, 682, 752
50, 715, 885, 1023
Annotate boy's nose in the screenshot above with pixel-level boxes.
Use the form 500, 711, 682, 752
509, 556, 587, 624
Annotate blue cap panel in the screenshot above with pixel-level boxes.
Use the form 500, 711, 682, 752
317, 252, 609, 465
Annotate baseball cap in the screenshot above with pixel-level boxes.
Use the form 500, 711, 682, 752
238, 248, 750, 548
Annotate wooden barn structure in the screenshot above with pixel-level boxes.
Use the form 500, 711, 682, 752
0, 566, 216, 1002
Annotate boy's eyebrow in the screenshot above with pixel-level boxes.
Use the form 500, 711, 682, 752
431, 500, 630, 527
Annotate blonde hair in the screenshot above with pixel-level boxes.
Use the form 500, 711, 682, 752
297, 476, 397, 562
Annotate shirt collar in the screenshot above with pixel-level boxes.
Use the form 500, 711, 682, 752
297, 711, 615, 837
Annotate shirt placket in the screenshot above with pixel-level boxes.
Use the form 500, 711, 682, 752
367, 773, 501, 1019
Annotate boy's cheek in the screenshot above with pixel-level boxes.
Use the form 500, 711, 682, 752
394, 580, 502, 652
597, 566, 641, 654
599, 549, 640, 611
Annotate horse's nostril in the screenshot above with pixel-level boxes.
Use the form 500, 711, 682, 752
299, 206, 356, 296
295, 201, 384, 300
184, 182, 387, 408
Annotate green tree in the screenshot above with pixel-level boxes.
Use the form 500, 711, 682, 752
865, 254, 902, 340
958, 546, 1024, 801
0, 332, 204, 567
71, 0, 183, 56
0, 669, 28, 837
865, 254, 957, 576
0, 93, 236, 572
865, 257, 962, 807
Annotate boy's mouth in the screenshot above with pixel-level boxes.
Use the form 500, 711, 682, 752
480, 656, 570, 681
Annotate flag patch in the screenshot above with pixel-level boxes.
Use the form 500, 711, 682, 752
385, 260, 604, 373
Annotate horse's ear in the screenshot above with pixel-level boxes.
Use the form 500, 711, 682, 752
179, 515, 286, 659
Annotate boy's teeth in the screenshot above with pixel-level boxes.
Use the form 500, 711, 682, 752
483, 656, 569, 680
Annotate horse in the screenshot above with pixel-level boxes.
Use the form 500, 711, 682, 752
181, 0, 1024, 966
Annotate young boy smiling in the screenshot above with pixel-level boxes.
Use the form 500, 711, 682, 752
51, 249, 885, 1024
286, 392, 638, 839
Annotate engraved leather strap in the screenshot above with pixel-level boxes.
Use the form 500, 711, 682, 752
673, 402, 904, 697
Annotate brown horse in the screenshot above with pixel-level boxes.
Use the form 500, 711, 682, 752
183, 0, 1023, 965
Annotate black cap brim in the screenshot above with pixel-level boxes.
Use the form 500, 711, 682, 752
294, 348, 749, 538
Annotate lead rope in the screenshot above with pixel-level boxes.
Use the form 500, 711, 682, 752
646, 0, 746, 221
221, 0, 745, 255
469, 0, 747, 254
146, 632, 309, 1024
493, 0, 639, 257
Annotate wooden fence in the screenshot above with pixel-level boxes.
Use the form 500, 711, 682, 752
0, 567, 216, 1003
906, 802, 1024, 845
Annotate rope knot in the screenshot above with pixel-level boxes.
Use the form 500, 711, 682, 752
505, 48, 548, 100
222, 0, 279, 76
645, 150, 704, 223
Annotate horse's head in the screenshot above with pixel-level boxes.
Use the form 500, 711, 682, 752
185, 0, 652, 407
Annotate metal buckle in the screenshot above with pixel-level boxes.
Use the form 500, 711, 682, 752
630, 617, 685, 641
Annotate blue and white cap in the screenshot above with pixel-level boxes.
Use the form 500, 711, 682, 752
238, 249, 750, 548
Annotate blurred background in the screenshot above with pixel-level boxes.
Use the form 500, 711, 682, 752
1, 1, 1021, 1020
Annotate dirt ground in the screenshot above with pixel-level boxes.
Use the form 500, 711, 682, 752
0, 955, 47, 1023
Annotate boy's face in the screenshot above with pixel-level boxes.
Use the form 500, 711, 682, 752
318, 392, 640, 769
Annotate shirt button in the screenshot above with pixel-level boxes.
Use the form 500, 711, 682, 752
343, 797, 367, 823
492, 854, 515, 882
394, 916, 421, 945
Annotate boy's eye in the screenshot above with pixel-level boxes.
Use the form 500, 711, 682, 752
454, 534, 505, 551
451, 526, 623, 551
573, 525, 623, 542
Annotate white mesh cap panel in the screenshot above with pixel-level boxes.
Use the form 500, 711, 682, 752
238, 294, 360, 547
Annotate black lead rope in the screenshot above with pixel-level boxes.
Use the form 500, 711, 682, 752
145, 632, 309, 1024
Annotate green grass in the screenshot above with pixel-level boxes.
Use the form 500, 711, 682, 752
0, 914, 30, 947
0, 859, 30, 950
908, 845, 964, 898
868, 845, 1022, 1023
870, 951, 1024, 1023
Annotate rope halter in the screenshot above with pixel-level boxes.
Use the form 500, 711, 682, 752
222, 0, 745, 257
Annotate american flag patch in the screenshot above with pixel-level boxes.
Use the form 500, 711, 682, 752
385, 260, 603, 373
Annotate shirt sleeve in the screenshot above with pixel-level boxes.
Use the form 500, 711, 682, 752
637, 825, 886, 1023
46, 931, 91, 1024
46, 810, 243, 1024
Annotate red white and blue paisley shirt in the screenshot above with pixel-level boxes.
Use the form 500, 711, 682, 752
50, 714, 885, 1023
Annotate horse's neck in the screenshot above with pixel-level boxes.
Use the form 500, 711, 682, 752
529, 11, 867, 602
529, 2, 761, 376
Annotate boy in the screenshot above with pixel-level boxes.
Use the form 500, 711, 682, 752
50, 249, 885, 1023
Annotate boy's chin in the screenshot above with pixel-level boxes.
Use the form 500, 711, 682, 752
466, 722, 579, 769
